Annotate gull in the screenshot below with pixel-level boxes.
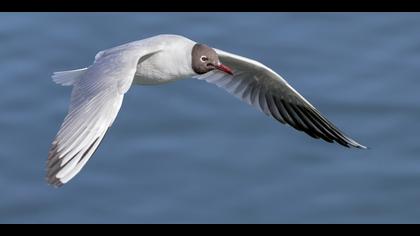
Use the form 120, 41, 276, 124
46, 34, 366, 187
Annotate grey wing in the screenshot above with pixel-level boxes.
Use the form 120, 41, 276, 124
195, 48, 366, 149
46, 50, 148, 187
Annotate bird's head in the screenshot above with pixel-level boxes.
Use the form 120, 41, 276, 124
191, 43, 233, 75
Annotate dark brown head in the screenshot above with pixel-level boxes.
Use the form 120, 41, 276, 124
191, 43, 233, 75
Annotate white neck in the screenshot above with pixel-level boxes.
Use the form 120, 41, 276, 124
133, 35, 197, 85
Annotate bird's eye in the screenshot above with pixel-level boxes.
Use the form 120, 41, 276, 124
200, 56, 208, 62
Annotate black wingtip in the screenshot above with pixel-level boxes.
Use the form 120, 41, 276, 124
46, 143, 65, 188
45, 175, 64, 188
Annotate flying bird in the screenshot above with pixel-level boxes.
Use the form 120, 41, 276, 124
46, 34, 366, 187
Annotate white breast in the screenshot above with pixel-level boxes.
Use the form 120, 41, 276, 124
133, 36, 197, 85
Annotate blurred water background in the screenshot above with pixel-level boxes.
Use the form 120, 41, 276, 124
0, 13, 419, 223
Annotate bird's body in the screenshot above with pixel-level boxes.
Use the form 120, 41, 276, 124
132, 35, 196, 84
47, 34, 366, 187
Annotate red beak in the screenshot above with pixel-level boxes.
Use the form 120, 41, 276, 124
215, 63, 233, 75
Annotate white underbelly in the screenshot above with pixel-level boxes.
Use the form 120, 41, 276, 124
133, 74, 184, 85
133, 53, 195, 85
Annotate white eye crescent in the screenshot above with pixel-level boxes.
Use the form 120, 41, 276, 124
200, 56, 208, 62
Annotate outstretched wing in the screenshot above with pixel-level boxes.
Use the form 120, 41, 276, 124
47, 48, 158, 187
195, 48, 366, 149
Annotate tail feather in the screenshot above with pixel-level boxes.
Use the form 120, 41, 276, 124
52, 68, 87, 86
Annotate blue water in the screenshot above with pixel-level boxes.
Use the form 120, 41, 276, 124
1, 13, 419, 223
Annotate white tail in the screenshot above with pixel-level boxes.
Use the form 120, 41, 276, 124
52, 68, 87, 86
